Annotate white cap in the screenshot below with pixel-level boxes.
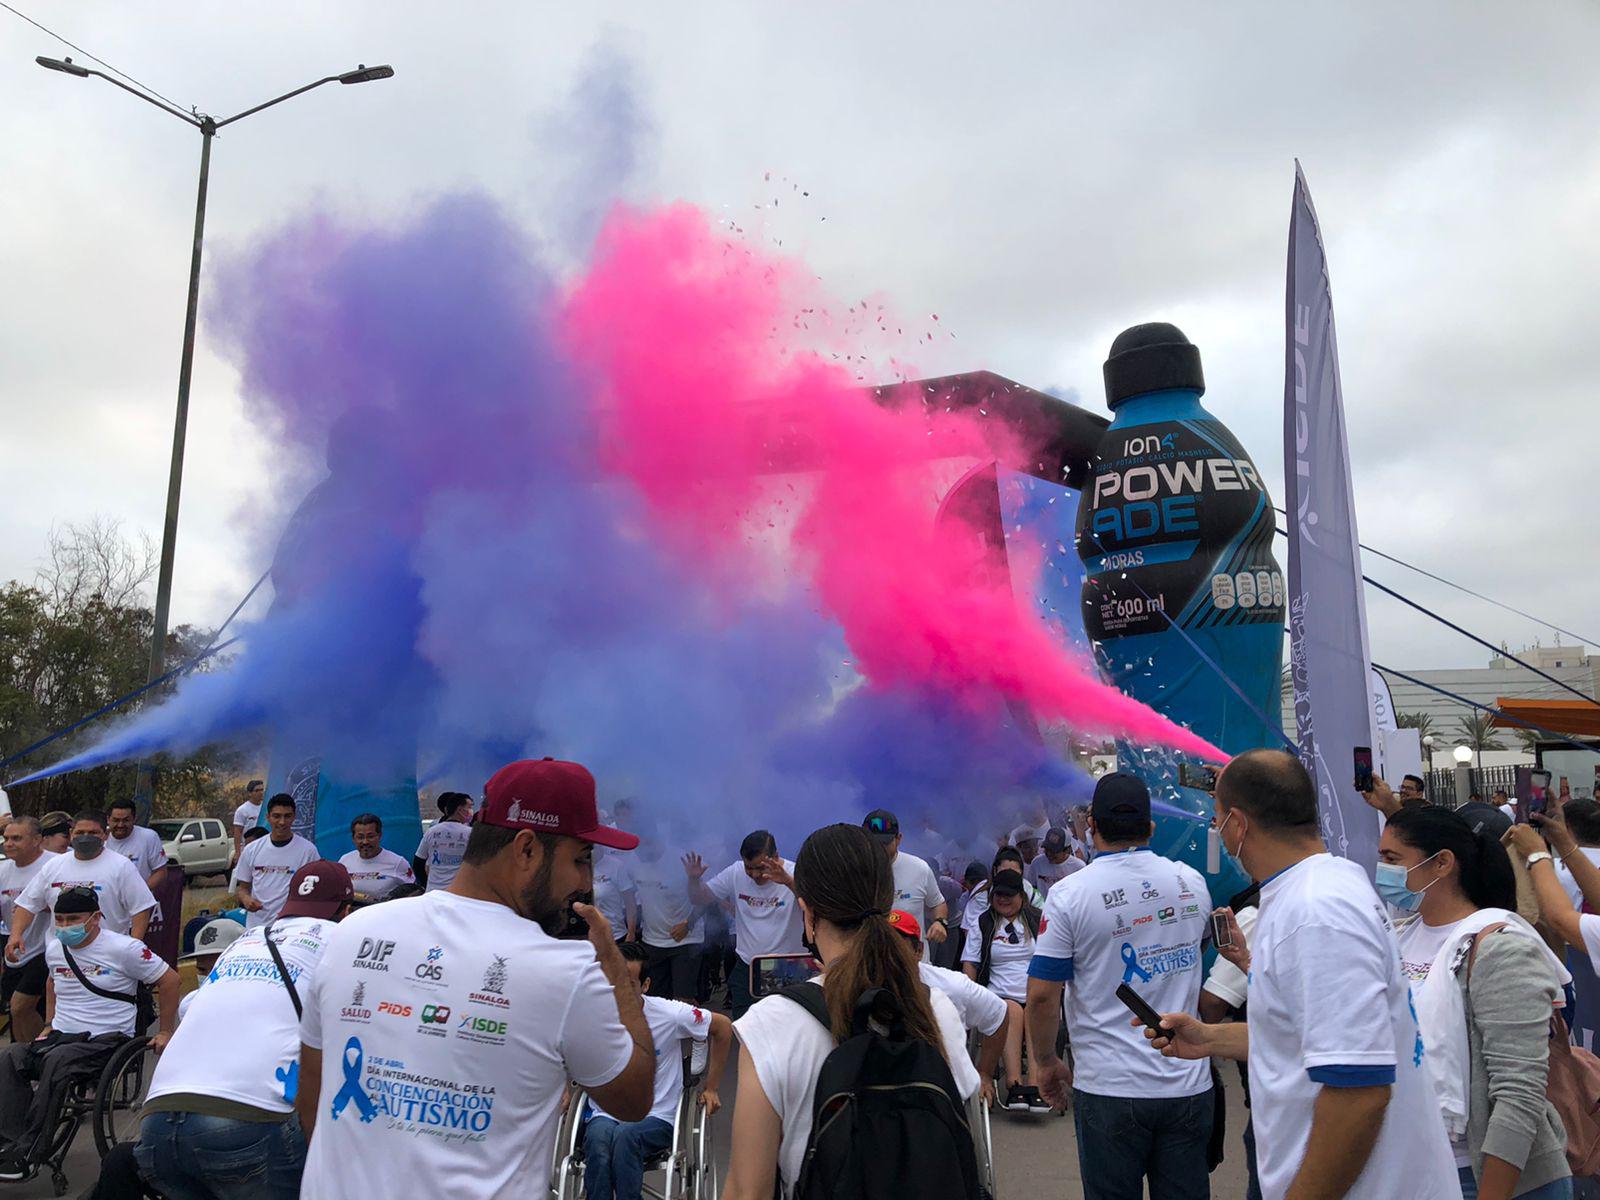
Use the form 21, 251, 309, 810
181, 918, 246, 962
1009, 824, 1042, 846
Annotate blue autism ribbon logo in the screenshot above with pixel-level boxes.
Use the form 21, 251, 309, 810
276, 1061, 298, 1103
1120, 942, 1153, 985
330, 1036, 377, 1123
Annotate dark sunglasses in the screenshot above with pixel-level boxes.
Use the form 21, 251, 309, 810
1003, 921, 1020, 945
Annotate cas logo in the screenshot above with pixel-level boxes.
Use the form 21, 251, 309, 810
353, 938, 396, 972
414, 945, 445, 983
1101, 889, 1128, 909
377, 1001, 412, 1018
1140, 881, 1161, 900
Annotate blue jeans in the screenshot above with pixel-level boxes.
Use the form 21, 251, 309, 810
1458, 1165, 1575, 1200
584, 1114, 673, 1200
134, 1110, 306, 1200
1072, 1087, 1212, 1200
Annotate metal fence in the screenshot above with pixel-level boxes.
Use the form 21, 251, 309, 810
1424, 764, 1520, 807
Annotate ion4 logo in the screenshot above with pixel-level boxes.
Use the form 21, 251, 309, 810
377, 1002, 412, 1017
420, 1004, 452, 1025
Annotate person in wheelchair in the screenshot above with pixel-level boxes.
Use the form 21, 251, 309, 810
886, 909, 1008, 1101
583, 941, 732, 1200
0, 887, 177, 1180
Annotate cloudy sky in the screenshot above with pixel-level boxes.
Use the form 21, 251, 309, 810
2, 1, 1595, 675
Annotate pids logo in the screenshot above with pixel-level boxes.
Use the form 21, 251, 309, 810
377, 1001, 412, 1018
353, 938, 396, 973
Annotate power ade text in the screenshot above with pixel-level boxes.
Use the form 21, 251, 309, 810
1090, 458, 1262, 544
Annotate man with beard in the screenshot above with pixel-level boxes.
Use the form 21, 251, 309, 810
295, 758, 656, 1199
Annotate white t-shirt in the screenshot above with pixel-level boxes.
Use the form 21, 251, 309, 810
1246, 854, 1459, 1200
591, 993, 710, 1126
735, 978, 978, 1192
890, 851, 943, 930
1498, 803, 1517, 823
1029, 847, 1211, 1099
0, 851, 59, 965
299, 891, 635, 1199
1025, 854, 1084, 897
45, 929, 169, 1036
108, 826, 168, 882
919, 962, 1006, 1036
961, 908, 1037, 1001
414, 821, 471, 892
235, 835, 320, 928
1555, 846, 1600, 911
592, 852, 637, 937
1393, 915, 1466, 987
233, 799, 262, 832
16, 849, 158, 935
706, 860, 804, 961
1200, 904, 1259, 1011
339, 848, 415, 902
148, 916, 335, 1113
1574, 913, 1600, 976
633, 854, 704, 949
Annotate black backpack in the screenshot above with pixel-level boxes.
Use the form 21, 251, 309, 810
781, 981, 981, 1200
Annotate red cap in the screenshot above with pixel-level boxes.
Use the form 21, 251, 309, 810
480, 758, 638, 850
281, 860, 355, 919
887, 908, 921, 940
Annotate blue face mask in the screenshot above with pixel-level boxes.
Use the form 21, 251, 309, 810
1374, 852, 1441, 912
55, 923, 91, 948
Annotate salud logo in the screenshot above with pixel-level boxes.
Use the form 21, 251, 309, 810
341, 981, 372, 1023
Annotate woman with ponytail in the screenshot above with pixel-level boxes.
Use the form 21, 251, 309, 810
724, 823, 979, 1199
1380, 803, 1573, 1200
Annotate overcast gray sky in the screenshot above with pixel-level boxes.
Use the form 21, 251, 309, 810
2, 1, 1595, 674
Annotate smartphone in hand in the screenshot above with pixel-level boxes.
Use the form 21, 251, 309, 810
1210, 911, 1233, 949
1116, 982, 1167, 1036
1353, 746, 1374, 793
1179, 763, 1219, 793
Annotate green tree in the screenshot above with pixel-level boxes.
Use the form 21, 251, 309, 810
0, 520, 249, 818
1396, 711, 1435, 741
1452, 710, 1507, 768
1515, 724, 1549, 757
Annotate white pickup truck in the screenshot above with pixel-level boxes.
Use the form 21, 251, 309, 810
152, 817, 232, 880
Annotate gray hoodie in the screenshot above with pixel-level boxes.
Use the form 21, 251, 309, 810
1460, 929, 1570, 1194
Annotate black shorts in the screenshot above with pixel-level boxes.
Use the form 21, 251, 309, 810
0, 955, 47, 1007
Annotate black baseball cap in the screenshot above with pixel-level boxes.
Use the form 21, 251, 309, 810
1091, 773, 1151, 824
863, 809, 899, 842
990, 869, 1025, 898
1043, 827, 1069, 854
55, 887, 100, 915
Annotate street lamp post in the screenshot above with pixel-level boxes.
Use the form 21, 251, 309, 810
1423, 734, 1435, 801
36, 56, 394, 823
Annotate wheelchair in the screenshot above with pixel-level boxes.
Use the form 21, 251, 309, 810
968, 1090, 996, 1200
551, 1039, 718, 1200
25, 1032, 156, 1196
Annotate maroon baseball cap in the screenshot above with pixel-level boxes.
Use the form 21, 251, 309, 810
480, 758, 639, 850
281, 860, 355, 919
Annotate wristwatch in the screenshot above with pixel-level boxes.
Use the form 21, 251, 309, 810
1526, 851, 1554, 867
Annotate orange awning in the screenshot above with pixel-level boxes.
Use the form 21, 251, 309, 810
1491, 698, 1600, 739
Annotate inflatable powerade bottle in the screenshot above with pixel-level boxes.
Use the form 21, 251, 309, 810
1075, 323, 1283, 897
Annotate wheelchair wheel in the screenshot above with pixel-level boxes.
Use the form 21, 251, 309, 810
92, 1036, 153, 1158
693, 1101, 718, 1200
970, 1093, 995, 1199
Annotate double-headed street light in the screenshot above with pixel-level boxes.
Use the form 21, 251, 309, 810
36, 55, 393, 821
